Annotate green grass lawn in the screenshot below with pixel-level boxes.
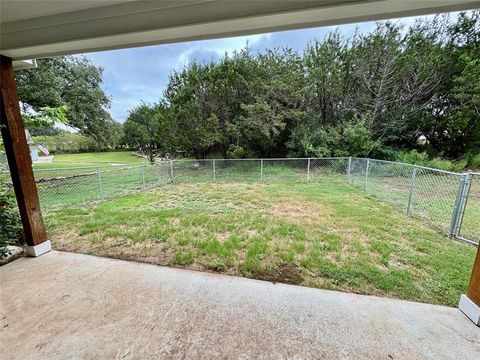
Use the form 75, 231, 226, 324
45, 180, 476, 306
35, 151, 147, 167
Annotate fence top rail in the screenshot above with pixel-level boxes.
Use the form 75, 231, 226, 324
33, 157, 349, 171
167, 157, 348, 162
33, 164, 148, 172
354, 157, 462, 176
262, 157, 349, 161
34, 165, 108, 172
29, 157, 470, 176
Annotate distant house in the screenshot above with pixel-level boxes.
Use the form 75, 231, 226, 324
417, 135, 428, 146
20, 102, 78, 163
24, 129, 39, 162
0, 152, 6, 165
20, 102, 78, 134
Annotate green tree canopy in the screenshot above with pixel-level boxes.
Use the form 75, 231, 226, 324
125, 11, 480, 162
15, 56, 121, 148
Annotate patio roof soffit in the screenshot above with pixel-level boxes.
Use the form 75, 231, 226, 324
1, 0, 479, 60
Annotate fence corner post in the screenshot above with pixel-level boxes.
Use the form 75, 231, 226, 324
213, 159, 216, 181
406, 166, 417, 215
307, 158, 311, 181
449, 173, 469, 237
141, 164, 145, 190
96, 167, 104, 201
364, 159, 370, 191
347, 157, 352, 184
260, 159, 264, 181
169, 159, 174, 182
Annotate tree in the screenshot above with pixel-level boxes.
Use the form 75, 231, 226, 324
123, 103, 161, 162
124, 11, 479, 163
164, 63, 222, 158
423, 11, 480, 158
23, 105, 68, 129
15, 56, 120, 145
28, 126, 61, 137
304, 32, 350, 127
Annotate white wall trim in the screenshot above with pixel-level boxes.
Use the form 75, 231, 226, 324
24, 240, 52, 257
459, 294, 480, 326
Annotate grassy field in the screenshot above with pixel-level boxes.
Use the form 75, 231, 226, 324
45, 180, 476, 306
33, 151, 147, 168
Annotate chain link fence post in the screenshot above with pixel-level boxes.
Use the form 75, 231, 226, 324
157, 162, 162, 185
213, 159, 216, 181
170, 160, 174, 182
454, 171, 473, 238
347, 156, 352, 184
449, 173, 469, 237
307, 158, 311, 181
96, 167, 104, 201
364, 159, 370, 191
406, 166, 417, 215
260, 159, 264, 181
141, 164, 145, 190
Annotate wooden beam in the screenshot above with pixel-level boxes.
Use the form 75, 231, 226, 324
0, 55, 48, 246
467, 245, 480, 306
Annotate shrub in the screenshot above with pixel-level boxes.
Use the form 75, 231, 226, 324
32, 133, 98, 154
342, 120, 382, 157
287, 125, 341, 158
288, 121, 382, 158
464, 152, 480, 170
0, 170, 25, 258
29, 125, 61, 137
226, 145, 247, 159
396, 150, 467, 172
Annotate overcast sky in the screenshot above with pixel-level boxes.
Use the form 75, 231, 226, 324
83, 13, 450, 122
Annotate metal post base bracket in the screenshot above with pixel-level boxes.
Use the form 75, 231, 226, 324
24, 240, 52, 257
459, 294, 480, 326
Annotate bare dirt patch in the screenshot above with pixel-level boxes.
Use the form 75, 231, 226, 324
169, 218, 180, 226
51, 228, 176, 266
255, 262, 304, 285
272, 200, 333, 224
216, 231, 232, 242
245, 229, 259, 237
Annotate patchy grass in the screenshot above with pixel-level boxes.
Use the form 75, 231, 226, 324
45, 180, 476, 306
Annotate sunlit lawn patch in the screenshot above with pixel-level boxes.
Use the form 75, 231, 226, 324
44, 151, 146, 165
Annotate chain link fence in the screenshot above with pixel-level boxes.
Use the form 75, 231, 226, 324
33, 164, 172, 209
348, 158, 478, 244
350, 159, 474, 243
29, 158, 350, 210
1, 157, 478, 244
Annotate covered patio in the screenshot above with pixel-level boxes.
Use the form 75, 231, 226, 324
1, 250, 479, 359
1, 1, 479, 358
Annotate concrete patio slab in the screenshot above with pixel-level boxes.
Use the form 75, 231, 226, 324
1, 251, 479, 360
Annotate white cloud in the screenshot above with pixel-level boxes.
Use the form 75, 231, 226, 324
176, 33, 268, 67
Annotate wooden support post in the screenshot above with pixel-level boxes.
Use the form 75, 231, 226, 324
0, 55, 49, 253
467, 247, 480, 306
459, 245, 480, 325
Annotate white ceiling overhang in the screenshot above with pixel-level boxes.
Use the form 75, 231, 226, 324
1, 0, 479, 60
